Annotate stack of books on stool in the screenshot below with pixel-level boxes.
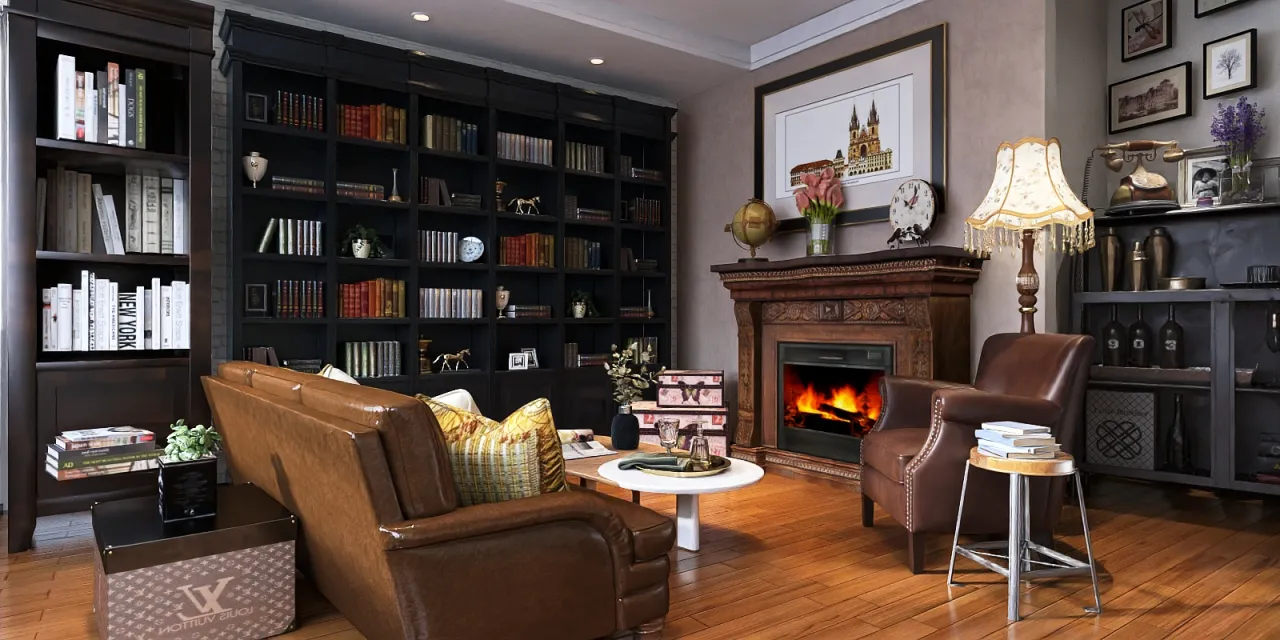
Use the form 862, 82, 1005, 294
45, 426, 160, 480
976, 421, 1060, 460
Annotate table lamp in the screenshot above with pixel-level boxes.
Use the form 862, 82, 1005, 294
965, 137, 1095, 333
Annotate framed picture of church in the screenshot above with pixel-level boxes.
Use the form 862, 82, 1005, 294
755, 25, 946, 230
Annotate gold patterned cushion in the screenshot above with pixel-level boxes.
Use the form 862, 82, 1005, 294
417, 395, 567, 504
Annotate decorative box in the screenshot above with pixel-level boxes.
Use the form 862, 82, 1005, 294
656, 370, 725, 408
1085, 389, 1156, 470
632, 400, 729, 456
92, 484, 297, 640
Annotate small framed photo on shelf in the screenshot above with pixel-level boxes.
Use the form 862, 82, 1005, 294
508, 352, 529, 371
1203, 29, 1257, 100
245, 283, 268, 317
245, 93, 270, 123
521, 347, 539, 369
1178, 146, 1229, 206
1121, 0, 1172, 62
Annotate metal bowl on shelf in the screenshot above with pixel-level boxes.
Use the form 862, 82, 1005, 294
1159, 277, 1206, 290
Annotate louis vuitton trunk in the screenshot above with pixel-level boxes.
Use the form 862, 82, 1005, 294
91, 483, 297, 640
656, 369, 725, 408
632, 400, 729, 456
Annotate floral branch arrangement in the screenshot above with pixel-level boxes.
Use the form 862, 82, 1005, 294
794, 167, 844, 225
604, 344, 666, 406
1211, 96, 1267, 157
163, 419, 222, 462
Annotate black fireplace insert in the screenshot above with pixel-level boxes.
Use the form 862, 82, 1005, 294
777, 342, 893, 463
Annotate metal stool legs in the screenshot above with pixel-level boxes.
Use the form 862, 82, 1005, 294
1076, 471, 1103, 615
946, 462, 971, 587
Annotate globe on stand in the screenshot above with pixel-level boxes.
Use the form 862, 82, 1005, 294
724, 198, 779, 262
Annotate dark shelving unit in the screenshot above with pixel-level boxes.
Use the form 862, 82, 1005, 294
221, 11, 672, 427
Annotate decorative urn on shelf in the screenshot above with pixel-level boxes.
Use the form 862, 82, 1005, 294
158, 420, 221, 524
242, 152, 268, 188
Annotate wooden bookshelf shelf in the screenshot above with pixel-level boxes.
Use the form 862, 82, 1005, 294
337, 257, 410, 267
244, 188, 326, 202
621, 271, 667, 279
565, 219, 615, 229
419, 204, 489, 217
420, 262, 489, 271
242, 317, 329, 325
36, 251, 189, 266
420, 148, 488, 163
241, 120, 328, 141
335, 197, 411, 210
496, 265, 556, 273
565, 169, 614, 180
496, 158, 557, 173
620, 175, 665, 186
241, 254, 327, 264
35, 138, 190, 176
337, 318, 412, 325
337, 136, 410, 152
494, 211, 558, 223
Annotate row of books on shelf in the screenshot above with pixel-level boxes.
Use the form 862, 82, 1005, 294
977, 422, 1061, 460
565, 142, 606, 174
344, 341, 402, 379
421, 288, 483, 319
267, 280, 326, 318
564, 238, 603, 270
38, 169, 187, 255
619, 156, 663, 182
271, 176, 325, 195
419, 177, 482, 209
257, 218, 323, 255
46, 427, 158, 480
564, 196, 611, 222
268, 177, 389, 201
420, 230, 462, 263
338, 181, 387, 201
504, 304, 552, 319
340, 279, 407, 318
620, 248, 659, 273
497, 132, 553, 166
340, 104, 407, 144
423, 115, 479, 154
499, 233, 555, 267
55, 56, 147, 149
619, 306, 655, 319
42, 275, 190, 351
271, 91, 324, 131
623, 198, 662, 226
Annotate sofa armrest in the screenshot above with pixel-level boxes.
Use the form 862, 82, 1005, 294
933, 388, 1062, 428
874, 377, 973, 432
380, 490, 631, 556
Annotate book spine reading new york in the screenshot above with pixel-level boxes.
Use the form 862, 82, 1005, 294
342, 341, 402, 379
274, 91, 324, 130
498, 233, 555, 267
422, 115, 479, 154
41, 276, 190, 351
564, 238, 602, 270
565, 141, 606, 174
339, 104, 407, 144
338, 279, 406, 318
419, 231, 460, 263
55, 55, 143, 148
256, 218, 323, 256
496, 132, 553, 165
271, 280, 325, 318
37, 169, 183, 255
419, 288, 482, 319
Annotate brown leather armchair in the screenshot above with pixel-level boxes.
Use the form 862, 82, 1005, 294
860, 333, 1093, 573
204, 362, 674, 640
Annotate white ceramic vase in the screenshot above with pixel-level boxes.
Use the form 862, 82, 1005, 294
242, 152, 268, 188
352, 239, 372, 259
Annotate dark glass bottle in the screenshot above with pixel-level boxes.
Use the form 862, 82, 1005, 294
1165, 394, 1188, 473
1102, 305, 1127, 366
1128, 306, 1153, 368
1158, 304, 1185, 369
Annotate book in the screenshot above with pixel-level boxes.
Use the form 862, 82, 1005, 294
75, 71, 86, 140
106, 63, 120, 144
36, 178, 47, 250
59, 168, 76, 252
56, 283, 73, 351
125, 70, 136, 148
46, 458, 159, 480
94, 278, 107, 350
46, 447, 159, 470
172, 281, 188, 349
118, 290, 140, 350
87, 275, 97, 351
84, 73, 96, 143
116, 82, 125, 147
149, 277, 161, 349
160, 284, 173, 348
108, 281, 119, 351
142, 171, 160, 252
102, 193, 125, 255
977, 446, 1057, 460
160, 177, 174, 253
977, 439, 1060, 455
561, 441, 615, 460
974, 430, 1056, 447
48, 441, 155, 459
125, 172, 142, 252
56, 426, 154, 451
41, 289, 52, 351
173, 179, 186, 254
76, 271, 90, 351
981, 421, 1050, 436
57, 55, 76, 140
96, 70, 108, 143
71, 288, 83, 351
77, 172, 92, 253
135, 68, 146, 149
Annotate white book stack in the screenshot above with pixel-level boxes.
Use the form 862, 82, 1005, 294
976, 421, 1060, 460
41, 272, 190, 352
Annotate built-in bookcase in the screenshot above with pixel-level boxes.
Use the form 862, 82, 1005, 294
3, 0, 214, 552
222, 12, 673, 431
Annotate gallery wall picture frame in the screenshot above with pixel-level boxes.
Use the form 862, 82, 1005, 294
1108, 62, 1193, 134
1177, 146, 1229, 206
1195, 0, 1256, 18
1121, 0, 1173, 62
754, 24, 947, 232
1203, 29, 1257, 100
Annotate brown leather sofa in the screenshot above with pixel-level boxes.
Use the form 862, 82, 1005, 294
203, 362, 674, 640
860, 333, 1093, 573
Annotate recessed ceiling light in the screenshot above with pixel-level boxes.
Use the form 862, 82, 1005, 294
589, 58, 605, 65
411, 50, 427, 57
411, 12, 430, 22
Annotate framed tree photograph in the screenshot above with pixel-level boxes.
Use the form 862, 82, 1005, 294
1109, 62, 1193, 134
1195, 0, 1256, 18
1122, 0, 1172, 62
1203, 29, 1257, 99
755, 24, 946, 231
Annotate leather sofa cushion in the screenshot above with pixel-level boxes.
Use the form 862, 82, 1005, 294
606, 496, 676, 562
862, 428, 929, 484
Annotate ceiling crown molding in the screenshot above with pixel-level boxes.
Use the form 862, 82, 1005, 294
750, 0, 929, 68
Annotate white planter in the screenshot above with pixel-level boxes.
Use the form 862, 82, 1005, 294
352, 239, 372, 259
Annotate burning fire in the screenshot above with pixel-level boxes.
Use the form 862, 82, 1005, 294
783, 369, 884, 436
793, 382, 881, 422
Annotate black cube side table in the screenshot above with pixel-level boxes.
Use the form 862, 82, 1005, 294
92, 483, 297, 640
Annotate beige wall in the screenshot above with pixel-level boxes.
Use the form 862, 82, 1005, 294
677, 0, 1051, 401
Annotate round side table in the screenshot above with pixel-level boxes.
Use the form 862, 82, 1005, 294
946, 447, 1102, 622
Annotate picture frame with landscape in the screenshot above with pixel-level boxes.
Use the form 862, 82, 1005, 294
1178, 146, 1229, 206
1195, 0, 1256, 18
1109, 62, 1192, 134
1121, 0, 1172, 62
1203, 29, 1256, 99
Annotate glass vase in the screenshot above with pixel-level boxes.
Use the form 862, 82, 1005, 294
1228, 152, 1261, 203
807, 221, 833, 256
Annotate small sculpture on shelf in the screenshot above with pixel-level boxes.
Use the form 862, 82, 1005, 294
418, 339, 432, 375
342, 224, 388, 259
242, 152, 268, 188
433, 348, 471, 371
570, 290, 598, 318
508, 196, 541, 216
495, 179, 506, 204
388, 168, 403, 203
495, 286, 510, 317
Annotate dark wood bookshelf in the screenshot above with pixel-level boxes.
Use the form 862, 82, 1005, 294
4, 0, 215, 552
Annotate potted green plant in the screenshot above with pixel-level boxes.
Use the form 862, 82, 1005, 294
342, 224, 389, 259
570, 290, 598, 318
158, 419, 222, 523
604, 344, 665, 449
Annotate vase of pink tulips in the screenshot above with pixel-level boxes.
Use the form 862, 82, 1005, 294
795, 167, 843, 256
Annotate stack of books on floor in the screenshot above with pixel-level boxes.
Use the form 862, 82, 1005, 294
46, 427, 159, 480
976, 421, 1060, 460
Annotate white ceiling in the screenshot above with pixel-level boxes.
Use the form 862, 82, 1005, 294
224, 0, 926, 103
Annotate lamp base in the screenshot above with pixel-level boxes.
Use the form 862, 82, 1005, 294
1016, 229, 1039, 334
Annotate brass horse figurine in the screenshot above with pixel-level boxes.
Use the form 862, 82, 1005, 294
507, 196, 541, 216
432, 348, 471, 371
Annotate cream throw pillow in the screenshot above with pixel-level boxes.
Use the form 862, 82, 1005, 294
433, 389, 480, 414
318, 364, 359, 385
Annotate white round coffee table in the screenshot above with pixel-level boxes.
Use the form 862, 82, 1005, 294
598, 457, 764, 551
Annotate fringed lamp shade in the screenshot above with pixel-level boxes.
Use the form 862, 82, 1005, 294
965, 137, 1095, 334
964, 137, 1095, 257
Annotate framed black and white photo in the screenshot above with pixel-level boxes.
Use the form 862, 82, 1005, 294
244, 283, 268, 317
1178, 146, 1229, 205
521, 347, 539, 369
1108, 62, 1192, 134
507, 352, 528, 371
755, 25, 946, 230
1195, 0, 1256, 18
1203, 29, 1257, 99
245, 92, 269, 123
1121, 0, 1172, 62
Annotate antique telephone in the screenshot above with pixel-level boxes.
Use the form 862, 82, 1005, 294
1081, 140, 1184, 215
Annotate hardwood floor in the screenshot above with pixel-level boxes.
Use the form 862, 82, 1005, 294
2, 472, 1277, 639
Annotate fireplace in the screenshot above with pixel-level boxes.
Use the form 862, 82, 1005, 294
778, 343, 890, 464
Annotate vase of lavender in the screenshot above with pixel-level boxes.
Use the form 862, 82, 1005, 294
1211, 96, 1267, 204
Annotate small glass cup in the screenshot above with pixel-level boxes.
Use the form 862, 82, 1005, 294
655, 418, 680, 455
688, 423, 712, 470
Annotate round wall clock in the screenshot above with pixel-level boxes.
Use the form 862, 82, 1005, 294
887, 179, 938, 248
458, 236, 484, 263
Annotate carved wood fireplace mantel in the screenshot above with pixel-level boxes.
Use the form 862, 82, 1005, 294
712, 247, 983, 483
